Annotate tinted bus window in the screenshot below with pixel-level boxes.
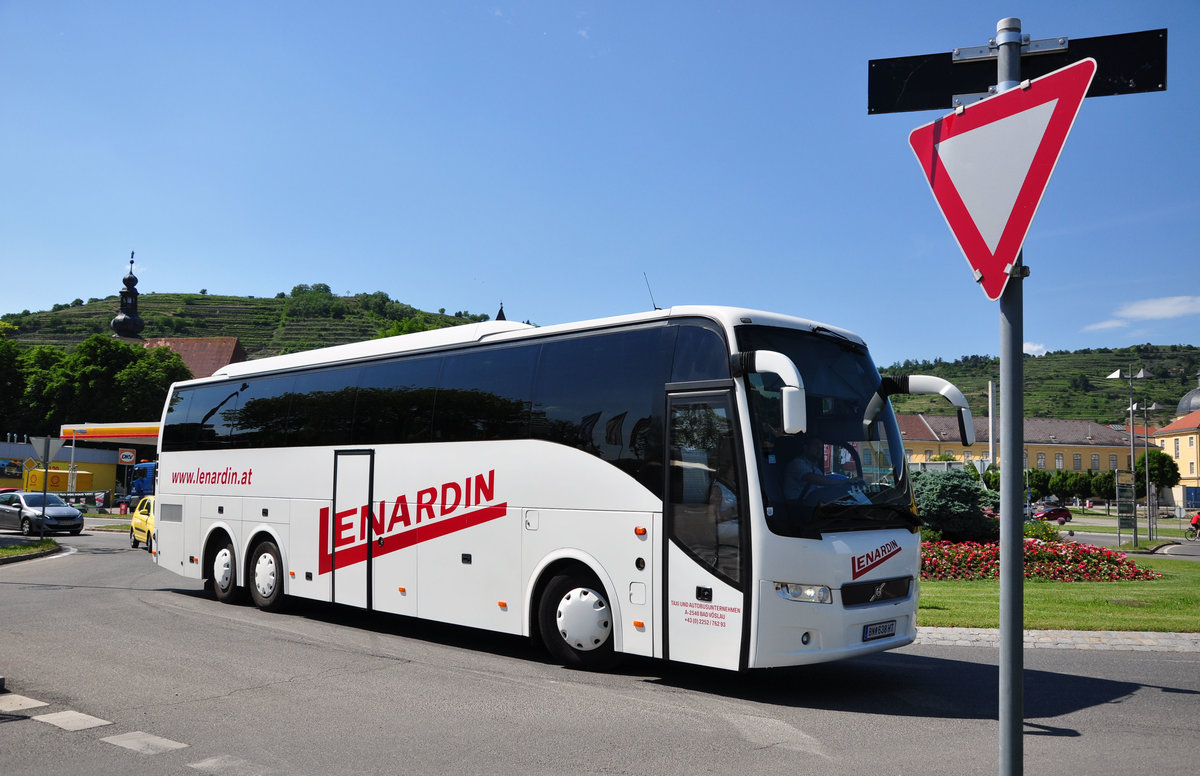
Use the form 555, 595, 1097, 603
532, 327, 670, 494
434, 346, 536, 442
354, 356, 440, 444
671, 323, 730, 382
169, 382, 250, 450
226, 374, 296, 448
291, 367, 360, 447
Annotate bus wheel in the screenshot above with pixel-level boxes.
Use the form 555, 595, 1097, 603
538, 572, 616, 670
212, 540, 245, 604
249, 540, 284, 612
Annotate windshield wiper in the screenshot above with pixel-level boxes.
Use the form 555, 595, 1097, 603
812, 325, 866, 355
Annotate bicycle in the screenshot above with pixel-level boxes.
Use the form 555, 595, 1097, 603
1186, 525, 1199, 542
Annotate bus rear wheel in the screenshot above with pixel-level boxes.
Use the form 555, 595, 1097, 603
211, 539, 245, 604
249, 540, 284, 612
538, 572, 616, 670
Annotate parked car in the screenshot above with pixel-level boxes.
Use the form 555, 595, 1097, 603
0, 491, 84, 535
1034, 505, 1072, 523
130, 495, 154, 551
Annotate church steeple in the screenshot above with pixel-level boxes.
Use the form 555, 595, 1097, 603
110, 252, 145, 339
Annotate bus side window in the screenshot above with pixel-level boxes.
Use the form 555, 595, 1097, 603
671, 324, 729, 382
434, 346, 536, 442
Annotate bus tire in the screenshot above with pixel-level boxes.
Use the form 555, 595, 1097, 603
538, 571, 616, 670
249, 540, 284, 612
211, 539, 245, 604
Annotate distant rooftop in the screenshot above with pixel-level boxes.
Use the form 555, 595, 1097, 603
143, 337, 246, 379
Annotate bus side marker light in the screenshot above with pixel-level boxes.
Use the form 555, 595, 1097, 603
189, 556, 198, 564
498, 601, 507, 610
633, 620, 645, 629
634, 526, 647, 536
398, 586, 406, 594
289, 571, 295, 577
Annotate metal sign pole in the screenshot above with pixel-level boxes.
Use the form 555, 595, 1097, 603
995, 17, 1024, 776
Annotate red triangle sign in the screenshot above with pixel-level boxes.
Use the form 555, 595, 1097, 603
909, 58, 1097, 300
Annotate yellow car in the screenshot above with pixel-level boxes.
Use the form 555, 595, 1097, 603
130, 496, 155, 552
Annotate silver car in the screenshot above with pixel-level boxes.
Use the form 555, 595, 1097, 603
0, 491, 84, 536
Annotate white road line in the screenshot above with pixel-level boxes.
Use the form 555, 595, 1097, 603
33, 710, 112, 730
101, 731, 190, 755
0, 693, 49, 712
188, 754, 282, 775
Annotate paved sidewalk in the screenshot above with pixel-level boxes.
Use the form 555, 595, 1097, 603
916, 627, 1200, 652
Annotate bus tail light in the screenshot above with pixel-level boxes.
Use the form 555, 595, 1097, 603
775, 582, 832, 604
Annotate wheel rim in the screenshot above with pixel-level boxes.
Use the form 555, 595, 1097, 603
214, 548, 234, 591
254, 550, 277, 599
555, 586, 611, 651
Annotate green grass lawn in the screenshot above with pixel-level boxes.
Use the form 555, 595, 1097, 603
0, 538, 58, 560
918, 555, 1200, 632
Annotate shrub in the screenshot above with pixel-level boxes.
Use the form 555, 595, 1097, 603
920, 526, 944, 543
912, 468, 999, 542
1023, 520, 1062, 542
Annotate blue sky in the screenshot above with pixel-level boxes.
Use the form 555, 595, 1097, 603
2, 1, 1195, 366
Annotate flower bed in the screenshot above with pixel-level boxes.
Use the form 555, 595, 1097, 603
921, 539, 1163, 582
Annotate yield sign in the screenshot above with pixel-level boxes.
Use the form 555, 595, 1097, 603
909, 58, 1097, 300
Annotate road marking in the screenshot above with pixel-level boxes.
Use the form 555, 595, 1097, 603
33, 710, 112, 730
189, 754, 284, 775
0, 693, 48, 713
725, 712, 831, 759
101, 731, 190, 754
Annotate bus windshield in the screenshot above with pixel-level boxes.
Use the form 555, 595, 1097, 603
737, 325, 914, 539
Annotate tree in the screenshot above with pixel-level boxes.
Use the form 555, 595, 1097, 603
1089, 469, 1115, 502
17, 345, 68, 434
12, 336, 192, 434
911, 468, 998, 542
116, 346, 193, 418
1136, 449, 1180, 499
1025, 468, 1051, 502
0, 338, 26, 430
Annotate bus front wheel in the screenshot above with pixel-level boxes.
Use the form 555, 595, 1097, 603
538, 571, 616, 670
249, 540, 284, 612
211, 539, 245, 604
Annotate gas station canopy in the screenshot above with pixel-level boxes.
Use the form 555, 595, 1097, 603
60, 422, 160, 447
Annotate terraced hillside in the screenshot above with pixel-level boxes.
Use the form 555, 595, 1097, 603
885, 344, 1200, 427
2, 288, 487, 359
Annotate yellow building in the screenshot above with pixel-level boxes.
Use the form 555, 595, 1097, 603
1155, 408, 1200, 509
896, 414, 1135, 474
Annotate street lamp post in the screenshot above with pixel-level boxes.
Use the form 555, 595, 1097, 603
1107, 366, 1151, 546
1134, 401, 1161, 540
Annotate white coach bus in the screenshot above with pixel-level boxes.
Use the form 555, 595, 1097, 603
152, 306, 972, 671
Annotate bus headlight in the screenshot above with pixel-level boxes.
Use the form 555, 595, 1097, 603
775, 582, 832, 604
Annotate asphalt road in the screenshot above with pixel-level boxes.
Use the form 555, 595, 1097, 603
1, 530, 1196, 776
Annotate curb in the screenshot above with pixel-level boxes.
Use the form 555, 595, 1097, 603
0, 546, 62, 565
916, 626, 1200, 652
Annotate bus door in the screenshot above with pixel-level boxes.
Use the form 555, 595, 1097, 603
332, 450, 374, 609
665, 392, 747, 670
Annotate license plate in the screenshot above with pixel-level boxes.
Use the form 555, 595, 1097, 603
862, 620, 896, 642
